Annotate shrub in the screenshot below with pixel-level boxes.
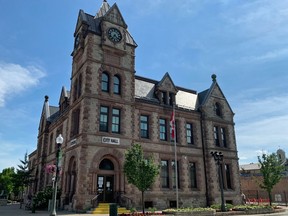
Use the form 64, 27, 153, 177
210, 203, 233, 211
34, 186, 61, 209
162, 207, 214, 213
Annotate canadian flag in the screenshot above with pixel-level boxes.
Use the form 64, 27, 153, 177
170, 111, 175, 139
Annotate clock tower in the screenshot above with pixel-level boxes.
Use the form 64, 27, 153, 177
71, 0, 137, 101
66, 0, 137, 209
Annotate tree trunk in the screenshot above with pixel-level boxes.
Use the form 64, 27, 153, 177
268, 190, 272, 206
142, 190, 145, 214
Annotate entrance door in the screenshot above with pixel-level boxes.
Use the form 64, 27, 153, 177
97, 175, 114, 202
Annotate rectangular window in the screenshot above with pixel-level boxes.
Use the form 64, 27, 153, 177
161, 91, 167, 104
225, 164, 232, 189
159, 119, 167, 141
189, 162, 197, 188
161, 160, 169, 188
214, 126, 228, 148
171, 161, 180, 189
100, 106, 109, 132
49, 133, 53, 154
186, 123, 194, 144
140, 115, 149, 138
221, 127, 227, 147
169, 93, 174, 106
112, 108, 120, 133
71, 108, 80, 136
214, 126, 220, 146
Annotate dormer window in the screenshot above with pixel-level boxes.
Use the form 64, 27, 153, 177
215, 102, 222, 117
161, 91, 167, 104
160, 91, 175, 106
169, 92, 175, 106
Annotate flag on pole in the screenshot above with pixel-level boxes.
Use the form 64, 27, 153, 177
170, 111, 175, 139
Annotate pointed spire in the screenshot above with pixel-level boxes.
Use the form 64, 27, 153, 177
95, 0, 110, 18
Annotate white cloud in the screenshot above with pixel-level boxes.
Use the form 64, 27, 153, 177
0, 62, 45, 107
236, 48, 288, 64
225, 1, 288, 33
234, 92, 288, 164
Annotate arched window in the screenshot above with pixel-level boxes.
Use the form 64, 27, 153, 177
99, 159, 114, 170
113, 75, 120, 94
101, 72, 109, 92
67, 157, 77, 202
215, 102, 222, 117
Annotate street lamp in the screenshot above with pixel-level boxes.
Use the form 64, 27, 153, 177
211, 151, 226, 212
50, 134, 64, 216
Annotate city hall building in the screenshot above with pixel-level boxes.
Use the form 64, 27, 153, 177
28, 0, 241, 211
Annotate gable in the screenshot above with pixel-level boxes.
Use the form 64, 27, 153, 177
59, 86, 69, 105
74, 10, 88, 35
156, 72, 178, 93
198, 78, 234, 120
103, 4, 127, 28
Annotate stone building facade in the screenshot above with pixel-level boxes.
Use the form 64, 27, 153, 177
28, 1, 241, 211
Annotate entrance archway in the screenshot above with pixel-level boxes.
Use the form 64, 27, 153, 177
97, 159, 115, 202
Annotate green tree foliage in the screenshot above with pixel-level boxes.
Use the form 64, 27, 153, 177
257, 153, 285, 206
13, 153, 34, 200
124, 143, 160, 213
0, 167, 15, 199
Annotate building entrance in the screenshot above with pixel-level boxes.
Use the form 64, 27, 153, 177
97, 175, 114, 202
97, 158, 115, 203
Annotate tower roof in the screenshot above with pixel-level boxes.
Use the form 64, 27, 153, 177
95, 0, 110, 18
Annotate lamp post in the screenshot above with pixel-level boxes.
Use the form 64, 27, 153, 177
211, 151, 226, 212
50, 134, 64, 216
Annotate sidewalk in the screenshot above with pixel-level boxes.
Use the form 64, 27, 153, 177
0, 203, 108, 216
1, 203, 287, 216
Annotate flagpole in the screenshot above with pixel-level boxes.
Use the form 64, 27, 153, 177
173, 105, 179, 209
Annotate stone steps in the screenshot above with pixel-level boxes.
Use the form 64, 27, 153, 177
87, 203, 130, 214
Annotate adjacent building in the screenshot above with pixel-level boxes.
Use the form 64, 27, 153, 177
240, 149, 288, 204
28, 1, 241, 211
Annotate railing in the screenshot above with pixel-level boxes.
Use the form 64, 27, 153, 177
91, 194, 100, 208
115, 191, 133, 209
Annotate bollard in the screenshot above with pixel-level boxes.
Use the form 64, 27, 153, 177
109, 203, 118, 216
31, 198, 36, 213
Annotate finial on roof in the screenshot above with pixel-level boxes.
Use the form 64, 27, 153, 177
103, 0, 107, 2
45, 95, 49, 102
211, 74, 217, 82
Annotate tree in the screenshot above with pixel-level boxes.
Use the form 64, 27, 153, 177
0, 167, 15, 199
13, 153, 34, 205
124, 143, 160, 213
257, 153, 285, 206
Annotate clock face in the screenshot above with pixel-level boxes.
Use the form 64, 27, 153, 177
107, 28, 122, 43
